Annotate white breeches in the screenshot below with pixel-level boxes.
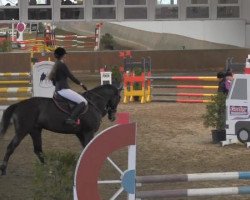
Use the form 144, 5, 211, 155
57, 89, 88, 105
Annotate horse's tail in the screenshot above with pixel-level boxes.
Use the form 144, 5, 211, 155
0, 104, 17, 136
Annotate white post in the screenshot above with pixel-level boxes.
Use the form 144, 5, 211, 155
100, 71, 112, 85
128, 145, 136, 200
11, 19, 14, 42
94, 23, 102, 51
32, 61, 55, 97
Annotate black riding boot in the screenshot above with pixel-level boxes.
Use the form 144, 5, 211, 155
65, 102, 85, 126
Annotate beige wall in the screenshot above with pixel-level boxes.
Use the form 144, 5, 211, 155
1, 49, 250, 73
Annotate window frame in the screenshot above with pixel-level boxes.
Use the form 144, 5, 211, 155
60, 0, 85, 21
216, 0, 241, 19
124, 0, 148, 21
186, 0, 210, 19
156, 0, 178, 6
91, 0, 117, 20
155, 0, 179, 20
0, 0, 19, 7
189, 0, 209, 5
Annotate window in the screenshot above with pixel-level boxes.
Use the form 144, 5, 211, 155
231, 79, 247, 100
92, 0, 116, 19
28, 0, 52, 20
92, 7, 116, 19
29, 0, 51, 5
217, 6, 239, 18
157, 0, 177, 5
191, 0, 208, 4
124, 0, 147, 20
60, 0, 85, 20
93, 0, 115, 5
0, 8, 19, 20
218, 0, 238, 3
187, 7, 209, 18
125, 0, 146, 5
217, 0, 239, 18
61, 0, 84, 5
124, 7, 147, 19
0, 0, 18, 6
156, 7, 178, 19
186, 0, 209, 18
156, 0, 178, 19
61, 8, 84, 19
28, 8, 52, 20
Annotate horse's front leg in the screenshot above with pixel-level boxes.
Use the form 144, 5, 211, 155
76, 131, 95, 148
76, 133, 85, 147
84, 131, 95, 147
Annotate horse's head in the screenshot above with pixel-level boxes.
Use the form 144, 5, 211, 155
106, 87, 121, 121
84, 84, 122, 122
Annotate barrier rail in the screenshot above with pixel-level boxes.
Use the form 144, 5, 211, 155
150, 75, 218, 103
73, 120, 250, 199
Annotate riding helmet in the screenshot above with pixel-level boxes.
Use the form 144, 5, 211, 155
54, 47, 67, 59
216, 71, 225, 79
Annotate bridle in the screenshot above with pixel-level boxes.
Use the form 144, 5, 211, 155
85, 90, 117, 116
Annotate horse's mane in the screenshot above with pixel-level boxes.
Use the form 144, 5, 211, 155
83, 84, 119, 99
88, 84, 118, 94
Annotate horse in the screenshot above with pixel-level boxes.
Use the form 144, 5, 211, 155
0, 84, 121, 175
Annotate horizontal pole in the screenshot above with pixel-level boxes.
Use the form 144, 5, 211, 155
152, 85, 218, 89
152, 93, 214, 97
0, 97, 29, 101
0, 80, 30, 84
0, 87, 32, 93
136, 186, 250, 199
148, 76, 217, 81
136, 172, 250, 184
152, 99, 211, 103
97, 180, 121, 184
0, 72, 30, 77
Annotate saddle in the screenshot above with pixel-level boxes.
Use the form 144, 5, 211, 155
53, 92, 87, 116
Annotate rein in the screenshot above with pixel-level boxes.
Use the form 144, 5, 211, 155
86, 90, 105, 100
83, 87, 117, 117
85, 97, 103, 116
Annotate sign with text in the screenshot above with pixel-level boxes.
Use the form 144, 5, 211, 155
230, 106, 248, 116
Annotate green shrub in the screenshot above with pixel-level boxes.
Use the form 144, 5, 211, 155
0, 40, 12, 52
100, 33, 115, 50
202, 92, 227, 130
33, 151, 78, 200
133, 67, 143, 90
111, 65, 122, 83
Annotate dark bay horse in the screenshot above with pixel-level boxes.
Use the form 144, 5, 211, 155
0, 84, 121, 175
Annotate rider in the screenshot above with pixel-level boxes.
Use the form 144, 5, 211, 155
49, 47, 88, 126
217, 71, 227, 95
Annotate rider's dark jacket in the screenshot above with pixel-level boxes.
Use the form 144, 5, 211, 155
217, 78, 228, 95
50, 60, 80, 91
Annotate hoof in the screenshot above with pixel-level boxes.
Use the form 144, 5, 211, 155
0, 165, 6, 176
1, 170, 6, 176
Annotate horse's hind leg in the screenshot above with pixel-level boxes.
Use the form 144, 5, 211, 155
0, 133, 26, 175
30, 128, 44, 164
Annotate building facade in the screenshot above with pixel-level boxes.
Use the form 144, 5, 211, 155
0, 0, 249, 47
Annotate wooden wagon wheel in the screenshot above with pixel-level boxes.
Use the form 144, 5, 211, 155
73, 123, 137, 200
